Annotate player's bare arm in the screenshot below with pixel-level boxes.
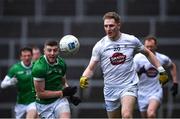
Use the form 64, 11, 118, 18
82, 60, 98, 77
1, 76, 17, 88
34, 79, 63, 99
61, 75, 69, 87
170, 62, 178, 83
80, 60, 98, 88
142, 47, 161, 68
142, 47, 168, 85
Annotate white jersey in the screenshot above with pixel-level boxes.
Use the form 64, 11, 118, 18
134, 52, 172, 94
91, 33, 144, 88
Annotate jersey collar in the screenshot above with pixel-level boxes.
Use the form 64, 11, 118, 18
44, 55, 58, 66
21, 61, 33, 69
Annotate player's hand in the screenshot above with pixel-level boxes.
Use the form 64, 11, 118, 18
80, 76, 89, 88
62, 86, 77, 96
158, 66, 168, 85
159, 71, 168, 85
69, 96, 82, 106
171, 83, 178, 97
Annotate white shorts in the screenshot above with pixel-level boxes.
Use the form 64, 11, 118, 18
138, 87, 162, 112
104, 84, 137, 111
15, 102, 36, 119
36, 98, 70, 119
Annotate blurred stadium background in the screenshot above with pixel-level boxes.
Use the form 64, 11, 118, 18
0, 0, 180, 118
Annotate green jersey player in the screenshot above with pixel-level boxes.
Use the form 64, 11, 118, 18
32, 40, 80, 119
1, 47, 38, 119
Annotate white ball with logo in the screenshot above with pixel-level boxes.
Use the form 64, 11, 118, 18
59, 35, 80, 54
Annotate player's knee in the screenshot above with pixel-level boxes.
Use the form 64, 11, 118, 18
147, 109, 156, 118
121, 111, 132, 118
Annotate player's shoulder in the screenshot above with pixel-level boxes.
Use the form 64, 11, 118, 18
33, 56, 46, 68
97, 36, 108, 45
156, 52, 170, 60
93, 36, 108, 50
57, 56, 66, 64
121, 33, 139, 41
10, 62, 21, 69
121, 33, 142, 45
122, 33, 135, 39
134, 53, 146, 59
7, 62, 22, 74
32, 56, 47, 75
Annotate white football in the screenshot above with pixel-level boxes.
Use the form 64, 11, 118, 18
59, 35, 80, 54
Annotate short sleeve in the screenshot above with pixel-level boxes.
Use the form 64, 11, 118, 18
91, 42, 102, 61
32, 62, 46, 79
162, 55, 172, 67
133, 54, 141, 71
7, 65, 16, 78
134, 37, 144, 53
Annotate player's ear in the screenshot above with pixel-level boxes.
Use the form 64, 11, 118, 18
117, 23, 121, 30
154, 46, 157, 51
154, 44, 157, 51
20, 55, 23, 60
43, 48, 46, 54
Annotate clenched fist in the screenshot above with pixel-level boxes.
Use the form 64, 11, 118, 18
80, 76, 89, 88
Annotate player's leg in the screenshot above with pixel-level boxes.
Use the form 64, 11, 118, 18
146, 87, 162, 118
120, 84, 137, 118
26, 109, 38, 118
140, 111, 147, 118
107, 107, 121, 118
138, 92, 149, 118
55, 98, 71, 119
14, 104, 26, 118
121, 95, 136, 118
147, 99, 160, 118
106, 99, 121, 118
26, 102, 38, 118
36, 102, 55, 118
58, 111, 70, 119
139, 102, 148, 118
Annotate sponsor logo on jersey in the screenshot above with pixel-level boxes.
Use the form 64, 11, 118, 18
127, 89, 135, 93
26, 70, 32, 75
146, 67, 158, 77
47, 70, 52, 75
110, 52, 126, 65
17, 71, 24, 75
47, 69, 62, 74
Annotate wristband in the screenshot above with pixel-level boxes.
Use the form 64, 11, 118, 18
157, 66, 165, 73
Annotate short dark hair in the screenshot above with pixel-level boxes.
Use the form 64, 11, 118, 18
44, 40, 58, 47
103, 12, 121, 23
20, 47, 32, 55
144, 36, 158, 45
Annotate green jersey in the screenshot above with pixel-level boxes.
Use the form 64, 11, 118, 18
32, 55, 67, 104
7, 61, 36, 104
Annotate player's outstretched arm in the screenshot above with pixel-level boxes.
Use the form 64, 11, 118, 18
170, 62, 178, 96
143, 47, 168, 85
171, 83, 178, 97
80, 60, 98, 88
158, 66, 168, 85
80, 76, 89, 88
1, 76, 17, 89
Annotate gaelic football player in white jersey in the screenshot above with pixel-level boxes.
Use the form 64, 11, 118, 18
134, 36, 178, 118
80, 11, 168, 118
